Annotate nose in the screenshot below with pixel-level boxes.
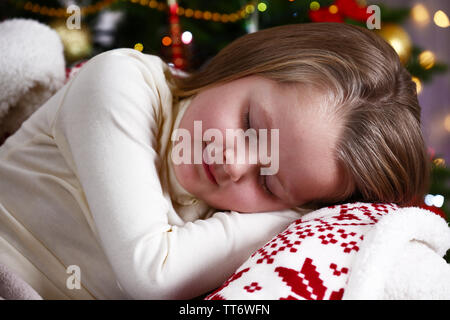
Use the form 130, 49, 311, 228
222, 147, 260, 183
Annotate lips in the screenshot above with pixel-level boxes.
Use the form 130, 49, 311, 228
203, 161, 217, 185
202, 143, 218, 185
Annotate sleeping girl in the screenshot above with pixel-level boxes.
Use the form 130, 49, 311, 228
0, 22, 429, 299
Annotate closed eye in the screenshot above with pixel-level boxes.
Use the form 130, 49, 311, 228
261, 175, 274, 197
242, 109, 251, 129
243, 107, 273, 197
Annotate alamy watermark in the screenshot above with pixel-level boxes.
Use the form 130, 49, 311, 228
66, 265, 81, 290
171, 121, 280, 176
66, 4, 81, 30
64, 4, 381, 31
366, 5, 381, 30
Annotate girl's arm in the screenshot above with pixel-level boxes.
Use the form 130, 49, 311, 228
53, 49, 299, 299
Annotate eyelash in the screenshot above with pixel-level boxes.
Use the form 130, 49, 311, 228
262, 176, 274, 196
243, 109, 273, 197
243, 110, 251, 129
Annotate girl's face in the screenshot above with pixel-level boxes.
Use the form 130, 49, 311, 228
172, 75, 344, 213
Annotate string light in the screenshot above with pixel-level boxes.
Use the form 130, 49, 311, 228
310, 1, 320, 11
444, 114, 450, 132
245, 4, 255, 14
411, 4, 430, 25
419, 50, 436, 70
178, 1, 256, 22
17, 0, 257, 23
134, 43, 144, 51
411, 76, 422, 94
329, 5, 338, 14
257, 2, 267, 12
433, 158, 446, 167
434, 10, 449, 28
424, 194, 444, 208
22, 0, 115, 17
181, 31, 193, 44
162, 36, 172, 46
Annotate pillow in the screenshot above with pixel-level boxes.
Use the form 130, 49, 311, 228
205, 202, 399, 300
65, 60, 88, 83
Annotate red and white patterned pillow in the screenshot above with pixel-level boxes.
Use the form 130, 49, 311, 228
65, 60, 88, 84
205, 202, 400, 300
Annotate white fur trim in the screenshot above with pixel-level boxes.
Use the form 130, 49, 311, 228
0, 18, 65, 119
343, 207, 450, 299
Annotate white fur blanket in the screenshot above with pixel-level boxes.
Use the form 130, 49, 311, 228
0, 18, 66, 143
0, 263, 42, 300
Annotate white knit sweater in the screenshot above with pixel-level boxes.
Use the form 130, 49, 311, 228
0, 48, 301, 299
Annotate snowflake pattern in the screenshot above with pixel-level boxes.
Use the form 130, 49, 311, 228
206, 202, 399, 300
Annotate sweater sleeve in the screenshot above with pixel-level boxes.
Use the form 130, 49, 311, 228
52, 49, 300, 299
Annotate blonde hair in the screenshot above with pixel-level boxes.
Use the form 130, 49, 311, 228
165, 23, 430, 210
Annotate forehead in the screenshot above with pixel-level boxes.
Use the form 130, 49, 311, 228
250, 77, 342, 206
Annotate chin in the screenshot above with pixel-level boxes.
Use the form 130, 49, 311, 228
201, 198, 229, 211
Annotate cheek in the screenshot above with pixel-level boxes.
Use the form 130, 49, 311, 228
181, 93, 244, 135
210, 192, 261, 212
172, 163, 196, 190
204, 113, 239, 135
209, 183, 278, 212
